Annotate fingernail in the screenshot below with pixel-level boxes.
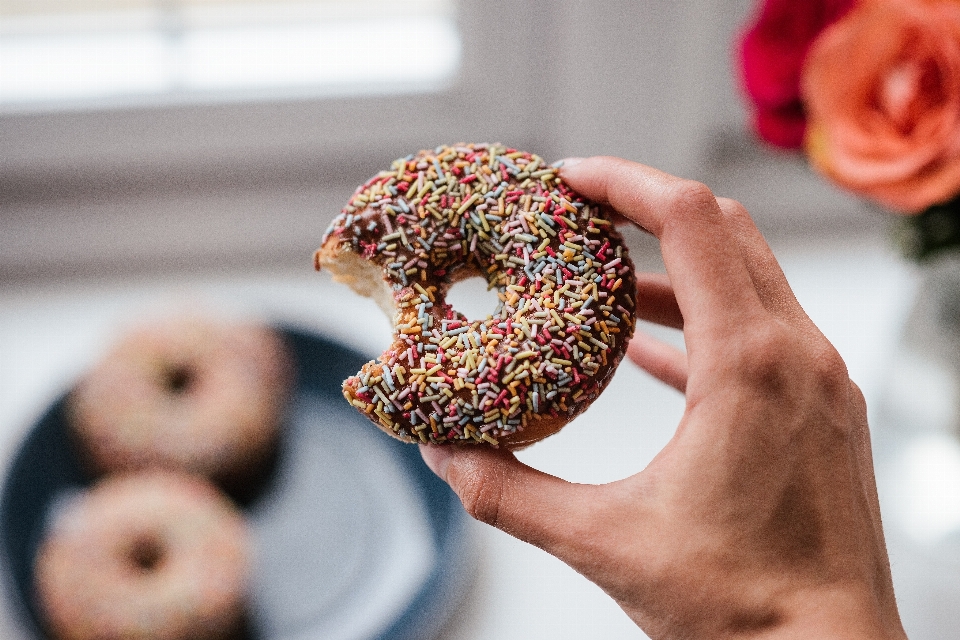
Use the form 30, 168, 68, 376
556, 157, 584, 170
419, 444, 453, 481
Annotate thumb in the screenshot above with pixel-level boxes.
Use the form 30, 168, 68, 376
419, 444, 605, 558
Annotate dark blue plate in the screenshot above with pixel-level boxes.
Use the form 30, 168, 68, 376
0, 328, 474, 640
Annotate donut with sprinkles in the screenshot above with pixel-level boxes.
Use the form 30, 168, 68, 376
315, 143, 637, 448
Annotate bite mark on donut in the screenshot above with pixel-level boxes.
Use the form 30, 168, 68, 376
315, 143, 637, 448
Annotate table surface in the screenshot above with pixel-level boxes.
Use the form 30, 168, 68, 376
0, 231, 920, 639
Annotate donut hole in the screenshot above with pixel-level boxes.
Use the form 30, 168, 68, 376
446, 276, 502, 322
128, 534, 166, 573
163, 365, 194, 394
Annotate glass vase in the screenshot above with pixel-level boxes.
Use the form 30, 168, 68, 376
875, 252, 960, 639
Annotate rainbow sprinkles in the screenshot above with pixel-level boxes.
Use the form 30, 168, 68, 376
316, 143, 637, 447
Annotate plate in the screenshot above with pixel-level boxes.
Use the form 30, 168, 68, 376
0, 328, 475, 640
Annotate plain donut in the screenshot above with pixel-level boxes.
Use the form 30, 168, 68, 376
67, 316, 293, 484
34, 471, 250, 640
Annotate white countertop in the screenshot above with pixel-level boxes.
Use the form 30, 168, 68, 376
0, 230, 920, 639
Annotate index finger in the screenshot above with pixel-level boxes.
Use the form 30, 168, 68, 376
560, 156, 763, 339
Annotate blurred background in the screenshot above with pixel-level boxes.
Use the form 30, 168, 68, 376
1, 0, 885, 283
0, 0, 934, 638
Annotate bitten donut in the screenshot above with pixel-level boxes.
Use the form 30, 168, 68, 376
34, 471, 250, 640
67, 316, 293, 484
315, 143, 637, 448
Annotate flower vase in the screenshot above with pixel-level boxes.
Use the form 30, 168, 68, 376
874, 253, 960, 639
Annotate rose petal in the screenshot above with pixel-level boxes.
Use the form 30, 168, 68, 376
754, 103, 807, 148
802, 0, 960, 213
737, 0, 856, 147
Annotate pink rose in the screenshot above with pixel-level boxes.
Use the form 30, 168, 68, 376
803, 0, 960, 213
738, 0, 856, 148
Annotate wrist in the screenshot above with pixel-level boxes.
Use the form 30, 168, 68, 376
749, 584, 907, 640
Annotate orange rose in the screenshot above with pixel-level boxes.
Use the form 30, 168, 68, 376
802, 0, 960, 213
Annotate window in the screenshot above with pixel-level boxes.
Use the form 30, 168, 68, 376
0, 0, 460, 110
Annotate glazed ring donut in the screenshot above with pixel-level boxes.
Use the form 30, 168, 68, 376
315, 143, 637, 448
34, 471, 250, 640
67, 316, 293, 484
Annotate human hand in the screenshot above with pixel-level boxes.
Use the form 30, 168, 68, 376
420, 157, 907, 639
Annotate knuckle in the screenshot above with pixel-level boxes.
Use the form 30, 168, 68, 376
809, 341, 849, 388
452, 460, 504, 526
847, 379, 867, 411
845, 380, 870, 439
666, 179, 717, 215
737, 323, 858, 437
736, 323, 795, 391
728, 318, 861, 447
716, 197, 751, 224
735, 323, 850, 397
